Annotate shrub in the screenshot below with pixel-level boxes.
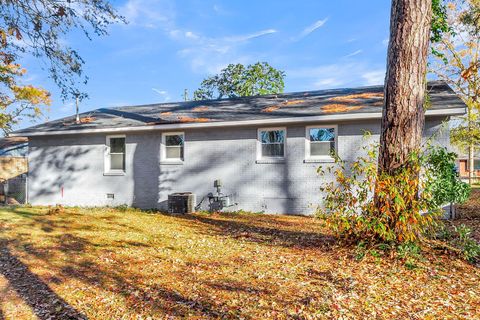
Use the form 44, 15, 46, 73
453, 224, 480, 262
316, 142, 466, 244
424, 146, 470, 208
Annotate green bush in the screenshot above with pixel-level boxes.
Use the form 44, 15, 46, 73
316, 143, 469, 244
424, 146, 471, 208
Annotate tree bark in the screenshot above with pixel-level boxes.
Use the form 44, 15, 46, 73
378, 0, 432, 175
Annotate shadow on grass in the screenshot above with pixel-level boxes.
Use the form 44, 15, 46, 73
0, 208, 243, 318
171, 213, 335, 249
0, 240, 87, 320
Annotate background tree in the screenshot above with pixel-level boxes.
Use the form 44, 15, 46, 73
431, 0, 480, 185
193, 62, 285, 100
0, 0, 123, 133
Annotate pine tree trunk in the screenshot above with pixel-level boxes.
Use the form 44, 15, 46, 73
378, 0, 432, 175
376, 0, 432, 214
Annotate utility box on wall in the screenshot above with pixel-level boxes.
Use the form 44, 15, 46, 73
168, 192, 196, 214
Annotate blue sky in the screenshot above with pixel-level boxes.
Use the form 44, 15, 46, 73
17, 0, 392, 129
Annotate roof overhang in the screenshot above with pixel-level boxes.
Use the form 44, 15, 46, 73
11, 107, 466, 137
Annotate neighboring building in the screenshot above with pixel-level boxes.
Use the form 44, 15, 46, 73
0, 137, 28, 204
457, 154, 480, 181
11, 81, 466, 214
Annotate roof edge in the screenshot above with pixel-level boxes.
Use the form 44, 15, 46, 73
11, 107, 466, 137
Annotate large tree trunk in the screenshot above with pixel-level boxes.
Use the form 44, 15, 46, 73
378, 0, 432, 175
376, 0, 432, 215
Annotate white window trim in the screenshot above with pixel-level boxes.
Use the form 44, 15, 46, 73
161, 131, 185, 164
104, 134, 126, 175
304, 125, 337, 163
256, 127, 287, 163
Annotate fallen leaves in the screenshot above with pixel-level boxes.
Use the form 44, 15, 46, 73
261, 106, 280, 113
327, 92, 383, 104
261, 99, 305, 112
0, 206, 478, 319
322, 104, 365, 113
62, 116, 96, 126
177, 116, 210, 123
192, 106, 209, 112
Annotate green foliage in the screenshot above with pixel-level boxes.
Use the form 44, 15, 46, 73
431, 0, 452, 43
317, 140, 441, 244
453, 224, 480, 262
193, 62, 285, 100
424, 146, 471, 207
431, 0, 453, 61
0, 1, 124, 100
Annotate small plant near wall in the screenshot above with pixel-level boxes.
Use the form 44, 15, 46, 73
317, 138, 471, 247
423, 146, 471, 211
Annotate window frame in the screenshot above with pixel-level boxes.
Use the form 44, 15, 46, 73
304, 125, 337, 162
256, 127, 287, 162
104, 134, 126, 175
161, 131, 185, 164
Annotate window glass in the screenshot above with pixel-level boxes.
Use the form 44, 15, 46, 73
474, 159, 480, 170
110, 137, 125, 153
108, 137, 125, 171
164, 134, 184, 160
110, 153, 125, 170
260, 129, 285, 158
309, 128, 335, 157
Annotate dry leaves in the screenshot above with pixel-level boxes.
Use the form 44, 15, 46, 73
322, 104, 365, 113
0, 205, 478, 319
261, 99, 305, 112
328, 92, 383, 104
192, 106, 209, 112
177, 116, 210, 123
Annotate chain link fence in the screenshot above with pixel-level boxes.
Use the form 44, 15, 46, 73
1, 174, 27, 205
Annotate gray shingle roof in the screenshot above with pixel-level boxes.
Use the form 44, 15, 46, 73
13, 81, 466, 135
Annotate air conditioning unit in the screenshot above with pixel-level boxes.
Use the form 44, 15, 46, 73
168, 192, 196, 214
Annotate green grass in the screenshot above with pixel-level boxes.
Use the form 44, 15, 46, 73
0, 206, 479, 319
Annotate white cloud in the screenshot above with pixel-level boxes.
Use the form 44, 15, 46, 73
120, 0, 175, 28
382, 38, 389, 46
175, 29, 277, 74
361, 70, 385, 85
119, 0, 277, 74
223, 29, 277, 42
152, 88, 171, 102
289, 63, 385, 89
295, 18, 328, 40
344, 49, 363, 58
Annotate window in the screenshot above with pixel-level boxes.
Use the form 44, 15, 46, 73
162, 132, 184, 162
105, 135, 126, 174
258, 128, 286, 159
305, 126, 336, 161
473, 159, 480, 170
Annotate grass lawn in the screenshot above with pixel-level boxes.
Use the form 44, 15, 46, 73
0, 205, 479, 319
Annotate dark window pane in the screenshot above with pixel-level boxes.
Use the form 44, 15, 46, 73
110, 153, 125, 170
166, 134, 184, 146
262, 143, 284, 157
261, 130, 285, 143
474, 160, 480, 170
166, 146, 184, 160
110, 138, 125, 153
310, 128, 335, 142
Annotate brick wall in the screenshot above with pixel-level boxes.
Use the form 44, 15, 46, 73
27, 116, 450, 214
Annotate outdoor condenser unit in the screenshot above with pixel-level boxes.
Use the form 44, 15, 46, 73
168, 192, 196, 214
